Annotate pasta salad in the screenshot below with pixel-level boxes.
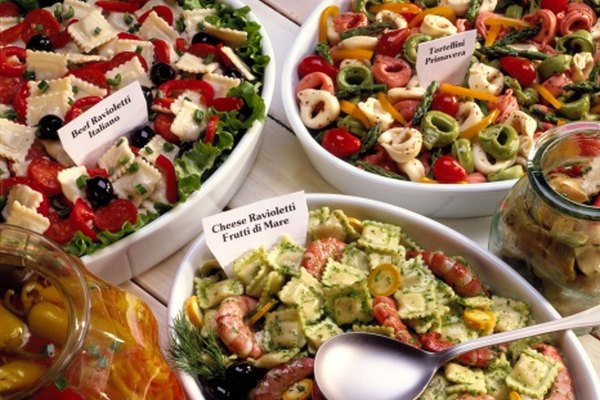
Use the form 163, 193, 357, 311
170, 206, 576, 400
294, 0, 600, 184
0, 0, 269, 256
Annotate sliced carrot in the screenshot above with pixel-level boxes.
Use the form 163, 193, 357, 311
408, 6, 456, 28
249, 299, 278, 326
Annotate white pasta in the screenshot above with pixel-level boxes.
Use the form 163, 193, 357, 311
139, 135, 180, 165
297, 89, 340, 130
68, 10, 118, 52
358, 98, 394, 131
0, 119, 36, 162
375, 10, 407, 30
399, 158, 426, 181
468, 63, 504, 96
203, 73, 242, 98
572, 52, 595, 83
339, 36, 379, 50
111, 157, 162, 206
6, 184, 43, 211
419, 14, 457, 37
456, 101, 485, 132
220, 46, 256, 81
63, 0, 95, 19
68, 75, 108, 100
472, 142, 517, 174
4, 202, 50, 234
387, 75, 426, 101
170, 100, 205, 141
182, 8, 217, 38
27, 77, 72, 98
175, 52, 220, 74
503, 110, 537, 140
106, 57, 152, 89
26, 92, 71, 126
377, 127, 423, 163
170, 90, 203, 114
438, 0, 471, 17
478, 0, 498, 13
57, 166, 88, 203
138, 10, 179, 43
326, 18, 341, 45
26, 50, 68, 80
203, 23, 248, 48
0, 16, 18, 31
517, 135, 533, 166
99, 137, 136, 179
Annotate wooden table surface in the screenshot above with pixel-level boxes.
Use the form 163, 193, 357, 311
117, 0, 600, 390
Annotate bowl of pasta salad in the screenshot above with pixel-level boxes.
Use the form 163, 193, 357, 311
281, 0, 600, 218
0, 0, 275, 283
167, 193, 600, 400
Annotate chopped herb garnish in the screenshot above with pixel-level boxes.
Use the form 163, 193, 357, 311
194, 109, 204, 121
135, 184, 147, 195
72, 86, 79, 94
93, 26, 101, 35
119, 155, 130, 165
163, 142, 174, 152
144, 146, 154, 154
76, 174, 89, 189
37, 80, 49, 93
54, 376, 69, 391
135, 45, 143, 54
23, 70, 35, 80
203, 54, 215, 64
68, 98, 74, 105
123, 12, 134, 25
128, 162, 139, 173
107, 74, 122, 87
116, 138, 124, 146
35, 23, 43, 32
175, 18, 185, 33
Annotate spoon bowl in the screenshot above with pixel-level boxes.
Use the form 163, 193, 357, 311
315, 304, 600, 400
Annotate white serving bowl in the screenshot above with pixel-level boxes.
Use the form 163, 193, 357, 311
167, 193, 600, 399
81, 0, 276, 285
281, 0, 516, 218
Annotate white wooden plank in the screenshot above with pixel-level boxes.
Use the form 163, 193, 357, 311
580, 335, 600, 380
260, 0, 318, 24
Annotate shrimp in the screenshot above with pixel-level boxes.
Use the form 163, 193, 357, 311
373, 296, 420, 348
532, 343, 576, 400
407, 250, 488, 297
250, 357, 314, 400
372, 55, 412, 88
295, 72, 335, 95
215, 295, 262, 359
302, 238, 345, 279
419, 332, 495, 368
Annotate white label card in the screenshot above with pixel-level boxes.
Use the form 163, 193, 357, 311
203, 191, 309, 276
58, 81, 148, 167
416, 30, 477, 88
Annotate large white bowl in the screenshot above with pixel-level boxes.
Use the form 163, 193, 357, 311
281, 0, 516, 218
81, 0, 276, 285
167, 193, 600, 399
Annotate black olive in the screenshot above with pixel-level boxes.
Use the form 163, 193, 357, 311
224, 362, 266, 393
150, 63, 176, 85
224, 69, 244, 80
141, 86, 153, 109
177, 140, 193, 157
86, 176, 114, 208
131, 125, 156, 148
191, 32, 219, 45
37, 115, 64, 140
202, 377, 235, 400
39, 0, 63, 7
26, 34, 54, 52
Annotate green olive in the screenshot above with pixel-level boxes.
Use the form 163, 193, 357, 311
403, 34, 432, 65
557, 93, 591, 120
451, 138, 474, 173
477, 124, 519, 161
337, 65, 374, 90
420, 110, 460, 149
488, 165, 525, 181
537, 55, 573, 80
555, 30, 595, 54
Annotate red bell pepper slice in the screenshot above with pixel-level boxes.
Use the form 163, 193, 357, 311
158, 79, 214, 104
188, 43, 221, 62
0, 22, 24, 46
151, 38, 170, 64
211, 97, 244, 112
95, 1, 141, 13
204, 115, 219, 145
12, 81, 29, 122
0, 46, 26, 77
117, 32, 142, 40
155, 154, 178, 203
138, 5, 174, 26
65, 96, 103, 122
70, 198, 97, 240
175, 38, 188, 54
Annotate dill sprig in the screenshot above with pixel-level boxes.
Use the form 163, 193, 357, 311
168, 312, 229, 378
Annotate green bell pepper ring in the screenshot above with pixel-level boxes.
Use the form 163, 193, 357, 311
557, 93, 591, 120
488, 165, 525, 181
404, 34, 432, 66
537, 55, 573, 80
451, 138, 475, 173
555, 30, 595, 54
420, 110, 460, 149
337, 65, 374, 91
477, 124, 519, 161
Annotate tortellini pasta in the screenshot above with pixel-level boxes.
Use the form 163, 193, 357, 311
468, 63, 505, 97
377, 127, 423, 163
419, 15, 458, 37
297, 89, 341, 130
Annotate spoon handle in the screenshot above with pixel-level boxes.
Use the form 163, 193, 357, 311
438, 304, 600, 364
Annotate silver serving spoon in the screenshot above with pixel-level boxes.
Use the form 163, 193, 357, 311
315, 304, 600, 400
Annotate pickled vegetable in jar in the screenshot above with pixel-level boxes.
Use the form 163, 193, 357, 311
0, 224, 184, 399
489, 122, 600, 325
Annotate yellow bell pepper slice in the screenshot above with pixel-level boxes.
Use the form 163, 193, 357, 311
368, 263, 402, 297
440, 83, 499, 103
531, 83, 563, 109
368, 3, 421, 15
508, 391, 523, 400
484, 24, 501, 47
249, 299, 278, 326
347, 216, 364, 233
464, 308, 497, 332
484, 16, 531, 28
184, 295, 204, 328
419, 177, 438, 183
331, 47, 373, 63
409, 6, 456, 28
377, 91, 408, 126
340, 99, 371, 127
319, 5, 339, 43
460, 109, 500, 139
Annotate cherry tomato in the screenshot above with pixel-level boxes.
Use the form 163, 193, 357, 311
70, 198, 96, 240
593, 195, 600, 207
94, 199, 138, 232
499, 56, 536, 87
432, 155, 468, 183
0, 22, 24, 45
27, 157, 64, 197
430, 93, 459, 117
138, 5, 174, 26
204, 115, 219, 144
374, 28, 410, 57
321, 128, 361, 158
297, 55, 338, 80
21, 9, 61, 43
45, 213, 78, 245
95, 0, 140, 13
0, 75, 23, 104
541, 0, 568, 14
0, 2, 20, 17
69, 67, 109, 90
154, 113, 180, 143
211, 97, 244, 112
0, 46, 26, 77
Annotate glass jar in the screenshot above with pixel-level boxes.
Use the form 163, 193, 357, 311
0, 224, 184, 399
489, 122, 600, 323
